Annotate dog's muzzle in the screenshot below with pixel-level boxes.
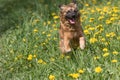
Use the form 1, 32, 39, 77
65, 11, 78, 24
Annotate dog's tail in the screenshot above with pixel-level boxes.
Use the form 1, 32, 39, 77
72, 0, 77, 4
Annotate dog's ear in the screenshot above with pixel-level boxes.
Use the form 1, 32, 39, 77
59, 4, 66, 10
72, 0, 77, 4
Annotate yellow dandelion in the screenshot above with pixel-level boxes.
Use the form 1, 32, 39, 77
91, 9, 95, 13
111, 59, 118, 63
22, 38, 26, 42
95, 66, 102, 73
54, 28, 58, 31
51, 13, 56, 16
90, 37, 98, 44
89, 18, 95, 22
52, 24, 56, 27
103, 6, 109, 12
89, 27, 95, 31
104, 42, 109, 46
112, 13, 118, 17
10, 49, 14, 54
103, 48, 108, 52
33, 29, 38, 33
60, 54, 65, 59
92, 0, 97, 4
84, 30, 90, 35
49, 75, 55, 80
27, 54, 33, 61
103, 53, 109, 57
50, 58, 55, 62
44, 22, 46, 26
106, 20, 111, 24
94, 56, 100, 60
109, 32, 116, 37
96, 7, 101, 12
112, 51, 118, 55
117, 36, 120, 40
53, 37, 57, 40
47, 34, 51, 37
33, 54, 37, 58
94, 32, 101, 37
47, 21, 51, 25
112, 7, 119, 13
68, 73, 80, 79
38, 59, 43, 64
53, 15, 59, 19
107, 2, 111, 5
98, 16, 104, 20
42, 31, 45, 34
66, 56, 71, 59
106, 33, 110, 37
43, 62, 47, 64
110, 17, 116, 21
85, 3, 89, 7
78, 69, 84, 74
101, 38, 106, 42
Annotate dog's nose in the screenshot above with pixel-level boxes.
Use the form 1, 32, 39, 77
72, 14, 76, 18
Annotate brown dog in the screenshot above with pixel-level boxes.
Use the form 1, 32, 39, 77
59, 0, 85, 54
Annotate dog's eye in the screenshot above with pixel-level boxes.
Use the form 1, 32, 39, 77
74, 9, 78, 12
67, 10, 71, 13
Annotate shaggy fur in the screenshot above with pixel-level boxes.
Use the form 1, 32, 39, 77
59, 2, 85, 54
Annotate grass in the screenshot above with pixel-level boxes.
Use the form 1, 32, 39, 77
0, 0, 120, 80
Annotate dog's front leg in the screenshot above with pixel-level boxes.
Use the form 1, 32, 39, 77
79, 36, 85, 50
64, 37, 71, 53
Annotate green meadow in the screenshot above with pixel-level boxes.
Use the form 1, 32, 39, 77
0, 0, 120, 80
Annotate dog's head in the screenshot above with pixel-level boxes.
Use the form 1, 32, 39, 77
59, 2, 80, 24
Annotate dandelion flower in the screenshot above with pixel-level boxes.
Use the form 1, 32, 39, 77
101, 38, 106, 42
111, 59, 118, 63
38, 59, 43, 64
51, 13, 56, 16
22, 38, 26, 42
60, 54, 65, 59
49, 75, 55, 80
98, 16, 104, 20
85, 3, 89, 6
112, 51, 118, 55
107, 2, 111, 5
89, 27, 95, 31
78, 69, 85, 74
117, 36, 120, 40
33, 54, 37, 58
84, 30, 90, 35
90, 37, 98, 44
27, 54, 33, 61
47, 21, 51, 25
33, 29, 38, 33
103, 53, 109, 57
89, 18, 95, 22
109, 32, 116, 37
94, 66, 102, 73
53, 15, 59, 19
68, 73, 80, 79
94, 56, 100, 60
103, 48, 108, 52
50, 58, 55, 62
106, 20, 111, 24
47, 34, 51, 37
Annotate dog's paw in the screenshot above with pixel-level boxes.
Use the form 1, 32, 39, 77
80, 44, 85, 50
65, 48, 71, 53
